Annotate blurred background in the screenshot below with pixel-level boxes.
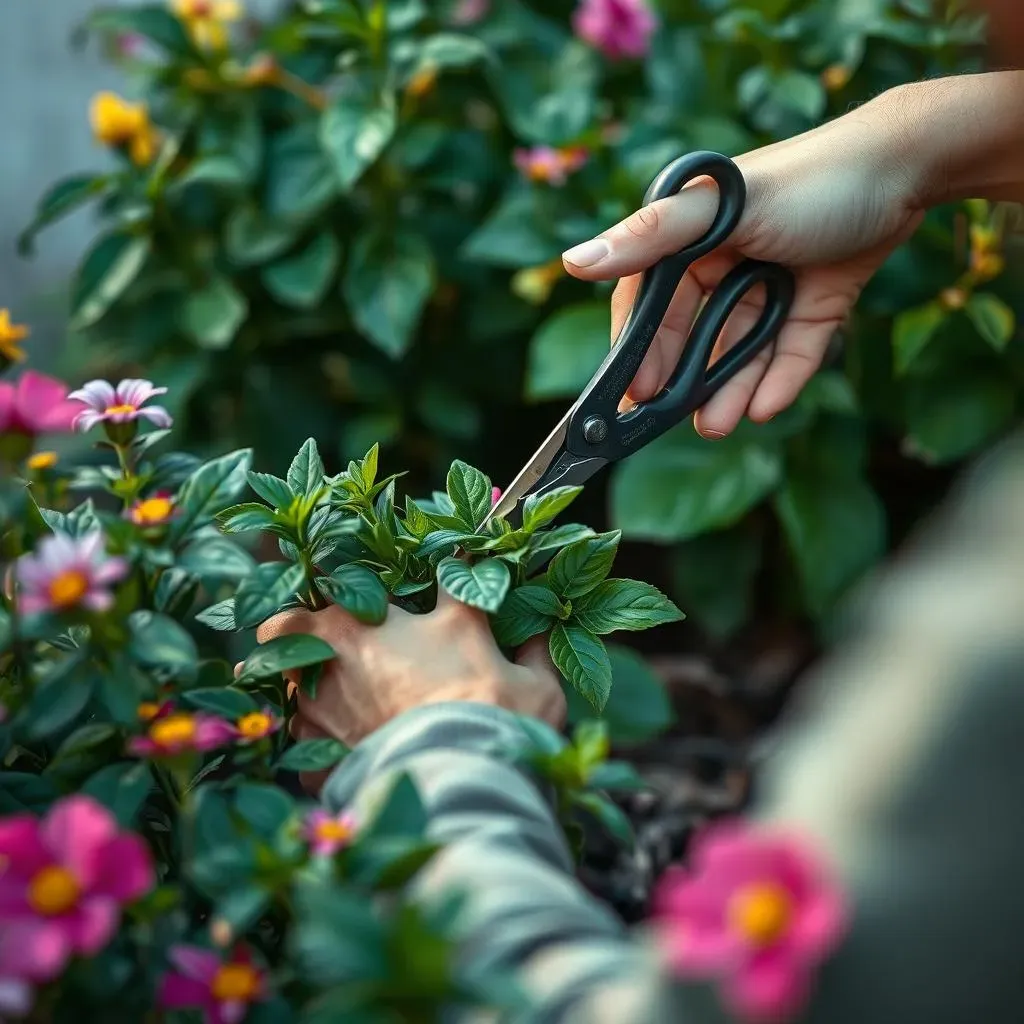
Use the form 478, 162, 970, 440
4, 0, 1022, 774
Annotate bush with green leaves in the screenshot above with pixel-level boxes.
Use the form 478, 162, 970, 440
0, 365, 684, 1020
20, 0, 1021, 636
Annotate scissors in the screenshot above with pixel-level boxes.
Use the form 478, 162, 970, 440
485, 150, 796, 531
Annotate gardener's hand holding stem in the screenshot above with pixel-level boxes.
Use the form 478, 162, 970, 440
562, 71, 1024, 440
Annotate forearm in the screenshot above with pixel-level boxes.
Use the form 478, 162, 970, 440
884, 71, 1024, 206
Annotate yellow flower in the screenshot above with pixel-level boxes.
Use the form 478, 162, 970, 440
0, 309, 29, 363
26, 451, 58, 472
406, 65, 438, 99
90, 92, 148, 146
511, 259, 565, 306
171, 0, 242, 50
821, 64, 851, 92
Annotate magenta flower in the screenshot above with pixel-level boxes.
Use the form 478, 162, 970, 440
0, 797, 154, 983
653, 820, 848, 1022
68, 378, 172, 433
0, 371, 79, 436
513, 145, 588, 186
159, 944, 267, 1024
450, 0, 489, 25
303, 809, 357, 857
572, 0, 656, 60
16, 533, 127, 616
491, 486, 502, 506
129, 711, 238, 758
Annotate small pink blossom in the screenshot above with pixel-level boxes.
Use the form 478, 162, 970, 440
129, 711, 238, 758
303, 809, 357, 857
491, 486, 502, 506
0, 797, 154, 984
513, 145, 588, 186
572, 0, 657, 60
449, 0, 489, 25
159, 944, 267, 1024
68, 378, 173, 433
0, 371, 79, 436
15, 533, 128, 616
653, 820, 848, 1022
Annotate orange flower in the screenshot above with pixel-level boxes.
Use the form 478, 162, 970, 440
0, 309, 29, 363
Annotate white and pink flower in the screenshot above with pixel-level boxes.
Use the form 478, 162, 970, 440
68, 378, 172, 434
16, 533, 127, 616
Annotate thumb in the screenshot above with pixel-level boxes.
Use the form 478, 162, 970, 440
561, 179, 720, 281
514, 634, 558, 684
255, 603, 358, 647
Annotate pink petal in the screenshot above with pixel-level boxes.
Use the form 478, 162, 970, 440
82, 590, 115, 613
116, 379, 167, 408
0, 385, 14, 432
158, 971, 213, 1009
68, 380, 116, 411
127, 736, 157, 757
723, 949, 810, 1023
661, 921, 743, 977
0, 878, 32, 914
790, 887, 848, 958
13, 373, 72, 433
65, 896, 120, 955
91, 557, 128, 585
92, 834, 154, 903
0, 976, 33, 1016
0, 919, 71, 982
0, 818, 47, 877
219, 999, 249, 1024
137, 405, 173, 428
43, 797, 118, 888
169, 945, 221, 983
73, 409, 104, 433
194, 718, 238, 751
36, 400, 82, 433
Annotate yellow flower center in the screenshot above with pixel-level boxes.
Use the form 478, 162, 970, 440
27, 451, 58, 471
728, 883, 793, 947
28, 866, 81, 916
105, 403, 137, 416
132, 496, 174, 526
0, 309, 29, 362
315, 819, 354, 844
210, 963, 260, 1002
47, 570, 89, 609
150, 713, 198, 748
237, 712, 274, 739
137, 701, 163, 722
90, 92, 149, 146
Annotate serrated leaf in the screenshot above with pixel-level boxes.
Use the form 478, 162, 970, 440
490, 585, 563, 647
288, 438, 326, 499
548, 531, 620, 599
446, 460, 492, 528
195, 597, 237, 631
522, 486, 582, 533
437, 557, 510, 613
183, 687, 257, 718
549, 624, 611, 712
277, 738, 349, 772
237, 633, 335, 683
320, 85, 397, 190
316, 564, 389, 625
234, 562, 307, 629
218, 502, 279, 534
572, 579, 684, 634
247, 471, 295, 509
173, 449, 254, 539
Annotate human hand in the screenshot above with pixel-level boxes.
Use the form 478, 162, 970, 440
562, 89, 926, 439
245, 589, 566, 791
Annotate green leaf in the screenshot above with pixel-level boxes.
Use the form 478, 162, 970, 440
611, 425, 782, 542
412, 32, 492, 71
572, 791, 634, 847
52, 723, 119, 762
893, 302, 947, 375
343, 228, 435, 359
320, 85, 397, 190
81, 4, 194, 55
277, 738, 349, 772
247, 472, 295, 509
573, 719, 609, 772
224, 206, 299, 266
82, 762, 153, 826
549, 624, 612, 712
362, 772, 427, 841
180, 538, 256, 582
572, 579, 684, 635
218, 502, 278, 534
437, 557, 510, 613
461, 187, 561, 269
179, 276, 248, 350
491, 585, 563, 647
589, 760, 648, 792
965, 292, 1015, 352
235, 782, 296, 839
262, 232, 340, 310
25, 660, 95, 740
234, 562, 307, 629
288, 438, 326, 498
173, 449, 253, 539
154, 566, 199, 617
525, 302, 609, 400
183, 687, 257, 718
19, 174, 111, 256
128, 611, 199, 681
70, 232, 150, 331
238, 633, 335, 683
264, 123, 338, 222
774, 471, 886, 618
548, 531, 620, 599
0, 772, 59, 816
316, 564, 389, 625
195, 597, 237, 631
522, 486, 582, 533
446, 460, 492, 528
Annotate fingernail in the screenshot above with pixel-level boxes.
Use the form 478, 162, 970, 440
562, 238, 611, 268
702, 429, 725, 440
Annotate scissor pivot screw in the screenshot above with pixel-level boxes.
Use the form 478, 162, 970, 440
582, 415, 608, 444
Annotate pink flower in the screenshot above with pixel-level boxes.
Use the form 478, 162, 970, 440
0, 797, 154, 983
513, 145, 588, 186
15, 533, 128, 616
491, 486, 502, 506
303, 809, 357, 857
450, 0, 489, 24
572, 0, 657, 60
653, 820, 848, 1022
159, 944, 267, 1024
0, 371, 79, 436
129, 711, 238, 758
68, 378, 172, 433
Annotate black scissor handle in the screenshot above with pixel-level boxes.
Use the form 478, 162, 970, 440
565, 152, 795, 462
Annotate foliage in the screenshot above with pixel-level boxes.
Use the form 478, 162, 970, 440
0, 371, 681, 1019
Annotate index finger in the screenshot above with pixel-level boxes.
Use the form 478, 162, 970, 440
255, 603, 359, 647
